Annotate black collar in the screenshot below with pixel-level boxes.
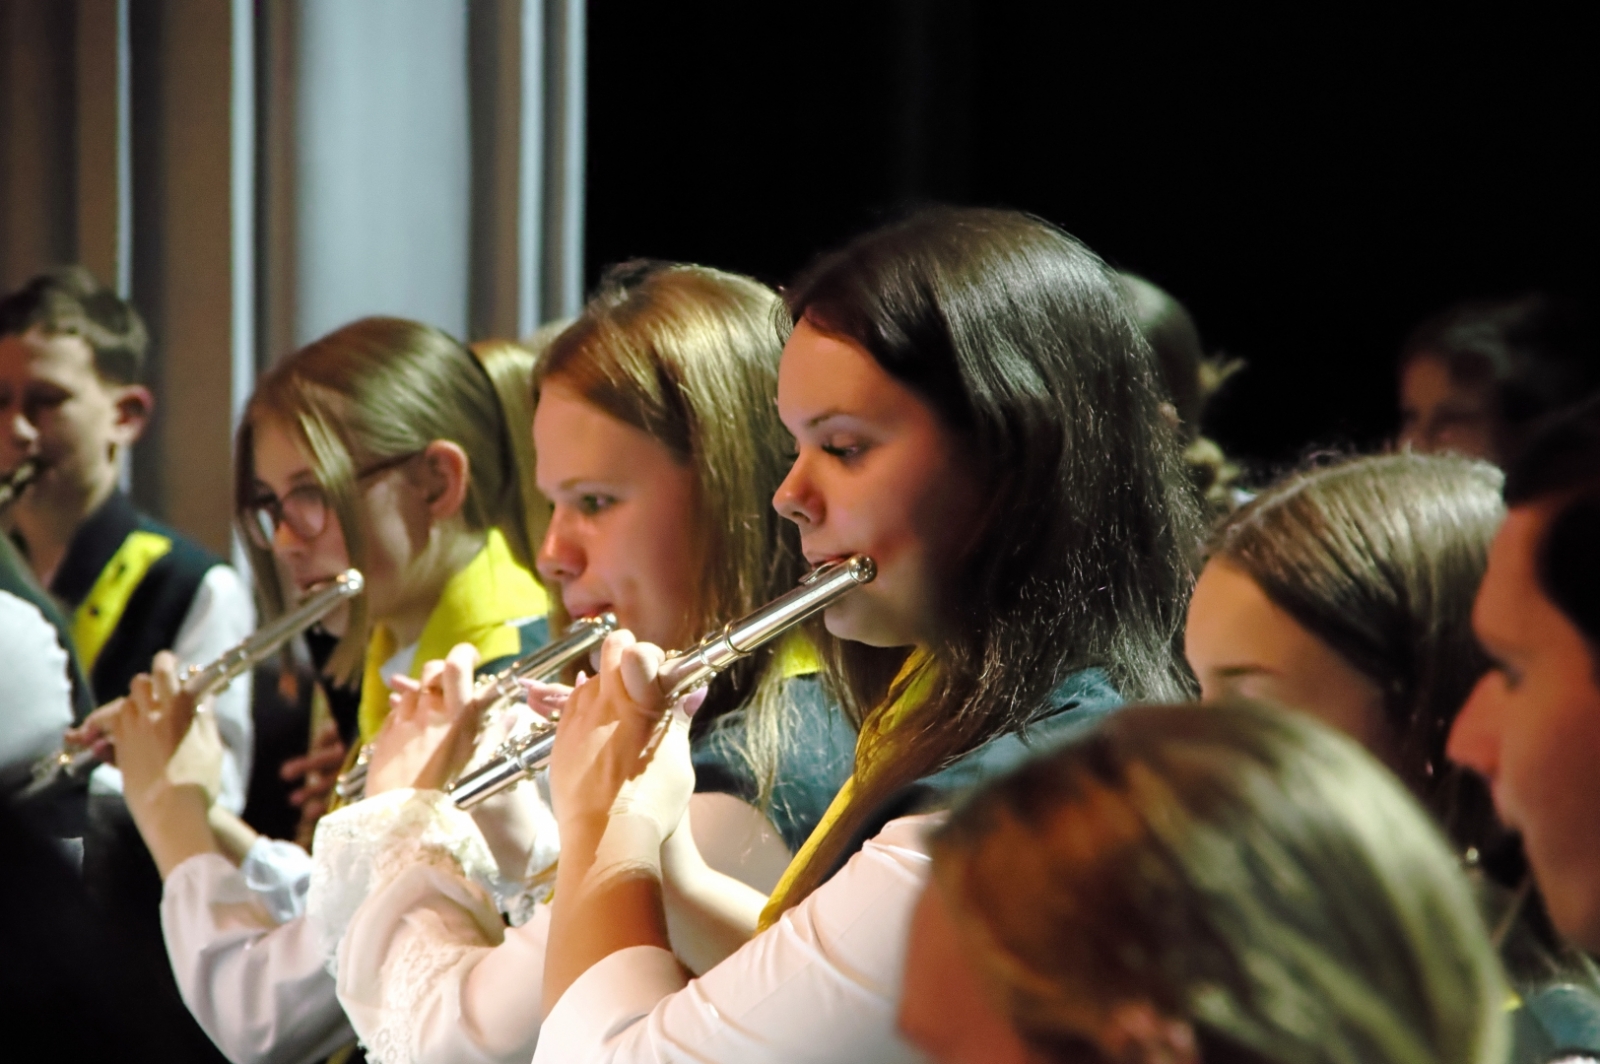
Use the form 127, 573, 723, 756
49, 490, 142, 609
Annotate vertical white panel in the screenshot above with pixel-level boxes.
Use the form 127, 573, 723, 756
553, 0, 583, 318
114, 0, 131, 297
517, 0, 543, 337
294, 0, 471, 345
230, 0, 255, 578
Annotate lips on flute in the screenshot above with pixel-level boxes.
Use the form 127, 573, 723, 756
449, 554, 876, 810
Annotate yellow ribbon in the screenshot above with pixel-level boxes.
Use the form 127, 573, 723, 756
71, 529, 173, 674
354, 528, 549, 743
758, 649, 934, 929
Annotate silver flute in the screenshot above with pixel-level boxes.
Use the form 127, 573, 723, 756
0, 459, 39, 511
450, 554, 876, 810
332, 611, 618, 802
25, 569, 365, 795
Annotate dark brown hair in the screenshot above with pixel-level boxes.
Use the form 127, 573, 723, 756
0, 266, 148, 384
1400, 294, 1599, 459
931, 702, 1507, 1064
778, 207, 1203, 905
1503, 392, 1600, 658
1206, 452, 1504, 848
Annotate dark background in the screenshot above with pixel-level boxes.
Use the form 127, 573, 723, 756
586, 3, 1596, 477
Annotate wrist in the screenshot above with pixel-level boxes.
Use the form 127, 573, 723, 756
132, 783, 221, 878
587, 812, 667, 886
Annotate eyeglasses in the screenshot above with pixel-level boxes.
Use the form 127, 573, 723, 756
242, 451, 422, 550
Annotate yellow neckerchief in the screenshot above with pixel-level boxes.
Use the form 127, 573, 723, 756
757, 648, 935, 929
71, 529, 173, 674
354, 528, 548, 743
773, 634, 821, 680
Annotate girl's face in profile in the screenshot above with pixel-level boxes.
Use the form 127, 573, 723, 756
249, 416, 436, 635
773, 318, 984, 650
1184, 557, 1396, 764
532, 379, 701, 650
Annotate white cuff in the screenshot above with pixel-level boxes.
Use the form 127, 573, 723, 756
307, 788, 497, 972
240, 838, 313, 924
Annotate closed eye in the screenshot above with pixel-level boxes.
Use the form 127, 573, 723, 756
576, 494, 616, 516
820, 435, 870, 461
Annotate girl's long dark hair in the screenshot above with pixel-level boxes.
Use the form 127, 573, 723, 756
778, 207, 1203, 906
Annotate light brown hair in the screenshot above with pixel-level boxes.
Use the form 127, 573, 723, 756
932, 701, 1509, 1064
534, 261, 804, 801
0, 265, 149, 384
236, 317, 542, 682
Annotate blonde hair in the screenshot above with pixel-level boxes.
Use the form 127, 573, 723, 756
535, 261, 804, 804
931, 701, 1509, 1064
236, 317, 542, 682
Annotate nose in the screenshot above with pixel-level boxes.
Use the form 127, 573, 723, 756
1446, 672, 1502, 782
8, 407, 40, 451
271, 512, 311, 557
536, 508, 585, 585
772, 454, 822, 529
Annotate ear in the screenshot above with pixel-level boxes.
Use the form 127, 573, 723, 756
109, 384, 154, 447
419, 440, 471, 522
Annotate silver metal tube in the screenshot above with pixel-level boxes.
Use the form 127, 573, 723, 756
24, 569, 364, 796
450, 555, 875, 809
0, 459, 40, 511
335, 613, 616, 802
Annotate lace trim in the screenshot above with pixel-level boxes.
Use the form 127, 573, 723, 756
362, 906, 483, 1064
307, 788, 496, 971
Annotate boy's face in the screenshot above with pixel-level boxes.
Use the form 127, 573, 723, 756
0, 325, 149, 514
1448, 504, 1600, 950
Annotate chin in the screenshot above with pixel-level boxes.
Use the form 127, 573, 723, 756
1539, 861, 1600, 953
822, 599, 917, 649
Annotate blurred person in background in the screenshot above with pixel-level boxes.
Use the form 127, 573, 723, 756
1, 265, 255, 1064
1397, 293, 1599, 466
1118, 272, 1244, 517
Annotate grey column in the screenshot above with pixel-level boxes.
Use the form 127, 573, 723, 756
290, 0, 472, 348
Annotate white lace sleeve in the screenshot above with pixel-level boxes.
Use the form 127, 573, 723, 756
306, 788, 498, 972
338, 860, 560, 1064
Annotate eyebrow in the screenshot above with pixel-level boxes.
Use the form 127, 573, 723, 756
1210, 664, 1275, 679
804, 408, 854, 429
548, 476, 624, 493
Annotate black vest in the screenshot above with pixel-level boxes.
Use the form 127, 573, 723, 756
47, 490, 221, 703
43, 493, 234, 1064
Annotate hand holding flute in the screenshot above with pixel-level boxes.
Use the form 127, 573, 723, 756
25, 569, 365, 797
533, 554, 876, 1013
451, 554, 875, 809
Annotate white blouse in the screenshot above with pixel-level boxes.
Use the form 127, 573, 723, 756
0, 590, 75, 775
531, 813, 937, 1064
158, 698, 557, 1064
331, 789, 791, 1064
160, 845, 351, 1064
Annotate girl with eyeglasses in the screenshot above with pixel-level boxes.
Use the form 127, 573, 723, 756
111, 318, 551, 1064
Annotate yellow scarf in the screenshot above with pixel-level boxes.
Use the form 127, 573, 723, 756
355, 528, 549, 743
758, 649, 935, 929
